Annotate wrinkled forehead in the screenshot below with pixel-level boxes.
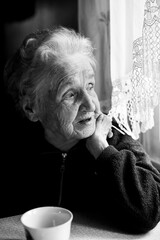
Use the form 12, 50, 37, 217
68, 53, 95, 71
54, 54, 95, 89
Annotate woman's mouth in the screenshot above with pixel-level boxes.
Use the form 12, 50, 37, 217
78, 117, 92, 125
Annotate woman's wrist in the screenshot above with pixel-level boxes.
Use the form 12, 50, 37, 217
86, 137, 109, 159
93, 140, 109, 159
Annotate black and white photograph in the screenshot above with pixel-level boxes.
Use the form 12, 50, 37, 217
1, 1, 160, 239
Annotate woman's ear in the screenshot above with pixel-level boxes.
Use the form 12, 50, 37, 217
22, 99, 39, 122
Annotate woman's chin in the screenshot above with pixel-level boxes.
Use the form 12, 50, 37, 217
75, 126, 95, 139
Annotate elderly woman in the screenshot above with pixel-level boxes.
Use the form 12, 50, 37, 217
4, 27, 160, 233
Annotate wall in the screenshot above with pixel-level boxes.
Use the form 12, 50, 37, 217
3, 0, 78, 62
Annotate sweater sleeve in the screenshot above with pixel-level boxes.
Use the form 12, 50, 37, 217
95, 129, 160, 233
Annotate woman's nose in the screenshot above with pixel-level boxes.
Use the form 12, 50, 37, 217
80, 91, 95, 112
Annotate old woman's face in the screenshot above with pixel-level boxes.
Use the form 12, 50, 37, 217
41, 55, 101, 145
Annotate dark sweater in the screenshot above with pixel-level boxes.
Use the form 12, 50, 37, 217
2, 121, 160, 233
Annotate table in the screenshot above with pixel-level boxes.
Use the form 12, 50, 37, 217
0, 213, 160, 240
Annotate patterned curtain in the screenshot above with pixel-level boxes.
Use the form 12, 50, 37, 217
109, 0, 160, 161
78, 0, 160, 135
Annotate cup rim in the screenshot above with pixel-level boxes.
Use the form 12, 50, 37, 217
20, 206, 73, 230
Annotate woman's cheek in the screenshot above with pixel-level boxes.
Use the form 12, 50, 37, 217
57, 111, 75, 138
62, 101, 78, 118
58, 104, 75, 126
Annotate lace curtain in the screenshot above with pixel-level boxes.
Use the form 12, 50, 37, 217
78, 0, 160, 142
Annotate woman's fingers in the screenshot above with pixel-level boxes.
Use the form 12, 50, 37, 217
95, 113, 112, 135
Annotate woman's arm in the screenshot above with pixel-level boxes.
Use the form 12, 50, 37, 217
86, 115, 160, 232
96, 129, 160, 232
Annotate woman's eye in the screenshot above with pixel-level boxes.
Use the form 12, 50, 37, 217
64, 91, 76, 99
87, 83, 94, 91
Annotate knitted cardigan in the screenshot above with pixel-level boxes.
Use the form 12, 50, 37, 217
2, 121, 160, 233
34, 121, 160, 233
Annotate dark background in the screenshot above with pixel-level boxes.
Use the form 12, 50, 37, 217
1, 0, 78, 153
1, 0, 78, 217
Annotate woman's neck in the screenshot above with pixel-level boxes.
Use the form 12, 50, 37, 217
44, 129, 79, 152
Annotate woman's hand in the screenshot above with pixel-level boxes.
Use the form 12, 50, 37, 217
86, 113, 112, 159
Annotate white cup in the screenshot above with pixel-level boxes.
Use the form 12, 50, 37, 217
21, 206, 73, 240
